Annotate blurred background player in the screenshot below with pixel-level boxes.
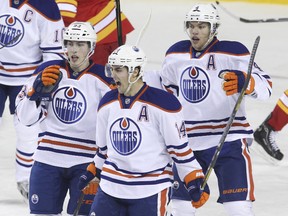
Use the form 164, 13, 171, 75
0, 0, 65, 201
160, 3, 272, 216
254, 89, 288, 160
77, 44, 209, 215
56, 0, 134, 66
15, 21, 113, 215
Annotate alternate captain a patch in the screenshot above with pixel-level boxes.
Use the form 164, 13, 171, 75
180, 66, 210, 103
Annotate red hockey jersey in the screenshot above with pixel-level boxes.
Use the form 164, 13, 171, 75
56, 0, 134, 44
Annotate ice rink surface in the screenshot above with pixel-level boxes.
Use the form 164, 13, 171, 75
0, 0, 287, 215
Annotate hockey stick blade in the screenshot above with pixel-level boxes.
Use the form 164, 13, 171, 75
73, 191, 85, 216
215, 1, 288, 23
200, 36, 260, 190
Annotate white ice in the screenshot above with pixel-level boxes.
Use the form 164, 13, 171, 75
0, 0, 287, 215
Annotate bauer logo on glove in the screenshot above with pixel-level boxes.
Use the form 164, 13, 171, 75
28, 65, 62, 101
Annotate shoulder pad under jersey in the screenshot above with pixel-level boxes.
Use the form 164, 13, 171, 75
27, 0, 62, 21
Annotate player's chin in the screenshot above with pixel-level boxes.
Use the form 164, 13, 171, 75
70, 61, 81, 68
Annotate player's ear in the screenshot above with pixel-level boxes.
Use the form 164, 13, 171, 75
133, 66, 141, 78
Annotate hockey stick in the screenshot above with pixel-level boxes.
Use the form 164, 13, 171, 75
200, 36, 260, 190
135, 9, 152, 46
215, 1, 288, 23
115, 0, 123, 46
0, 33, 22, 50
73, 191, 84, 216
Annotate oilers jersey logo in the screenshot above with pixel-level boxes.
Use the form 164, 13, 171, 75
0, 14, 24, 48
180, 66, 210, 103
110, 117, 142, 156
52, 86, 86, 124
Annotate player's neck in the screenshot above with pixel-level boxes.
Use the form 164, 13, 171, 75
124, 80, 144, 97
70, 60, 90, 74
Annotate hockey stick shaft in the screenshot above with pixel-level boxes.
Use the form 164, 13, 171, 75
216, 1, 288, 23
200, 36, 260, 190
115, 0, 123, 46
73, 191, 84, 216
135, 9, 152, 46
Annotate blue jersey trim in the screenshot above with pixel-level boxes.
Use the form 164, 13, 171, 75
27, 0, 62, 21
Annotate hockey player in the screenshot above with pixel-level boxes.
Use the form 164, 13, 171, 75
160, 3, 272, 216
77, 44, 210, 215
0, 0, 65, 200
56, 0, 134, 66
254, 89, 288, 160
15, 21, 113, 215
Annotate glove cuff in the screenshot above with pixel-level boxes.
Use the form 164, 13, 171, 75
87, 162, 97, 176
184, 169, 204, 185
244, 74, 255, 95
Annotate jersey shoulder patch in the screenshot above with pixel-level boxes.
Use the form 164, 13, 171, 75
210, 40, 250, 56
98, 89, 118, 111
27, 0, 62, 21
140, 86, 182, 112
166, 40, 191, 56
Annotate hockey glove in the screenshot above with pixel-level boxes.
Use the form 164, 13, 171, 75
78, 162, 100, 191
220, 70, 255, 96
27, 65, 62, 101
83, 180, 99, 195
184, 170, 210, 209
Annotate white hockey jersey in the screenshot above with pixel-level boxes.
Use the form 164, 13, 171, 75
160, 38, 272, 151
0, 0, 64, 86
15, 60, 113, 168
94, 84, 202, 199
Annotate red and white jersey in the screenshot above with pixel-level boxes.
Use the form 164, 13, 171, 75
269, 89, 288, 131
277, 89, 288, 115
0, 0, 65, 86
160, 38, 272, 151
15, 60, 113, 168
56, 0, 134, 44
93, 84, 202, 199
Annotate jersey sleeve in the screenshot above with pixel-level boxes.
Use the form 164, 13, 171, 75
220, 41, 272, 100
37, 0, 65, 61
249, 61, 272, 100
93, 100, 109, 170
160, 41, 191, 95
15, 75, 47, 126
160, 57, 180, 96
15, 60, 64, 126
157, 96, 202, 180
227, 45, 272, 100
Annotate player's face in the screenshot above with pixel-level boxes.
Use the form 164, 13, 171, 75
186, 22, 210, 51
110, 65, 130, 94
66, 41, 90, 70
